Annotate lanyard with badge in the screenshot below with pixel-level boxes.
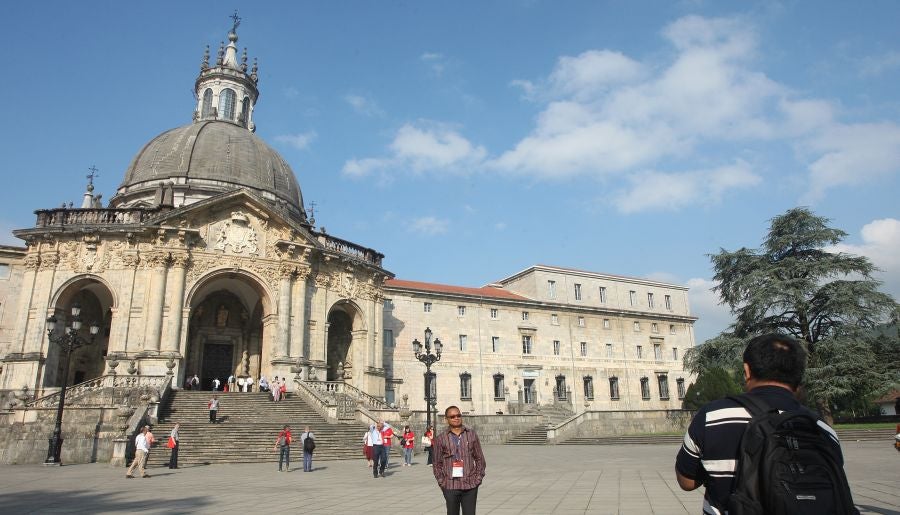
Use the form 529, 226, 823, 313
451, 433, 465, 478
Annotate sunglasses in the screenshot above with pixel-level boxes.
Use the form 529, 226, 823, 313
447, 414, 462, 419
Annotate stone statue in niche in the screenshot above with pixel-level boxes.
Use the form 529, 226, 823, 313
216, 305, 229, 327
241, 350, 250, 376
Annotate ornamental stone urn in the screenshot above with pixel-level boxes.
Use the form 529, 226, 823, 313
398, 394, 412, 422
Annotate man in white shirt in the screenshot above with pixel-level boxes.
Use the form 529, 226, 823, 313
126, 426, 151, 478
212, 377, 221, 391
369, 420, 392, 478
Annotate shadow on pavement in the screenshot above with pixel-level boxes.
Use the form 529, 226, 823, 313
0, 489, 212, 514
858, 505, 900, 515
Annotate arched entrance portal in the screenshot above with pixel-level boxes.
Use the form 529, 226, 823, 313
326, 301, 366, 382
46, 277, 115, 387
185, 272, 271, 390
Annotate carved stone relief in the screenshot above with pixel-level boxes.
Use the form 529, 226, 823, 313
212, 211, 259, 255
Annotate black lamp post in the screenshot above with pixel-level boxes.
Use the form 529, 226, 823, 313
413, 327, 442, 431
44, 304, 100, 465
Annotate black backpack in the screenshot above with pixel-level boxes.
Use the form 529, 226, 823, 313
303, 434, 315, 453
727, 394, 859, 515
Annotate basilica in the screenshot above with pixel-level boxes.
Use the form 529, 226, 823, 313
0, 22, 695, 428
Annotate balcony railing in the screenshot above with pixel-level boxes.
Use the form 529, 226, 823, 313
316, 233, 384, 266
34, 208, 154, 228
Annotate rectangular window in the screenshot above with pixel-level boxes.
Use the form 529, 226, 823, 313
665, 294, 672, 310
574, 283, 582, 300
553, 340, 561, 355
651, 323, 659, 333
490, 308, 499, 320
458, 305, 466, 316
605, 343, 613, 358
522, 335, 533, 354
548, 280, 556, 298
423, 302, 432, 313
578, 316, 585, 327
648, 292, 654, 309
633, 321, 641, 332
609, 377, 620, 399
669, 324, 676, 335
492, 336, 500, 353
384, 329, 394, 348
654, 343, 662, 360
629, 290, 636, 307
551, 314, 559, 325
636, 345, 643, 359
555, 376, 567, 400
599, 286, 607, 303
677, 378, 686, 399
522, 311, 529, 321
583, 376, 594, 400
460, 374, 472, 400
459, 334, 467, 352
580, 341, 588, 357
658, 374, 670, 400
673, 347, 678, 361
493, 374, 505, 400
384, 298, 394, 310
640, 377, 651, 400
603, 319, 611, 329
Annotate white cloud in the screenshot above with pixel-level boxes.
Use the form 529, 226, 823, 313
546, 50, 645, 100
860, 50, 900, 77
341, 122, 486, 177
800, 122, 900, 202
832, 218, 900, 301
344, 94, 383, 117
494, 222, 507, 231
686, 277, 734, 344
612, 160, 761, 214
274, 131, 317, 150
408, 216, 449, 236
420, 52, 446, 76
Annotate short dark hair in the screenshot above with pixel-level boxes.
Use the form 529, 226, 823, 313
743, 333, 807, 389
444, 405, 461, 417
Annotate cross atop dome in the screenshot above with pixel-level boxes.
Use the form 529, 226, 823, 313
194, 13, 259, 132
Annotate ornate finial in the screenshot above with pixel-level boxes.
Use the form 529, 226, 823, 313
230, 10, 241, 34
241, 47, 248, 72
216, 42, 225, 66
251, 57, 258, 82
201, 45, 210, 70
86, 165, 99, 187
306, 201, 316, 226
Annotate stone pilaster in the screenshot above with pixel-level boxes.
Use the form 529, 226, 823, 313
143, 251, 170, 353
275, 264, 294, 359
163, 252, 189, 353
291, 267, 310, 359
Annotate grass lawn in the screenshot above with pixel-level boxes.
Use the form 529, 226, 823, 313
833, 422, 898, 430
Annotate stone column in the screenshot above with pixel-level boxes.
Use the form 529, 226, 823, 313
11, 252, 40, 354
291, 267, 310, 358
144, 251, 170, 352
163, 253, 189, 353
275, 265, 294, 359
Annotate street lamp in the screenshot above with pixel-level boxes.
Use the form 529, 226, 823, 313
44, 304, 100, 465
413, 327, 442, 431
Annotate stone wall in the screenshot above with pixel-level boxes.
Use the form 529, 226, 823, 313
383, 411, 544, 444
0, 406, 122, 465
548, 409, 693, 443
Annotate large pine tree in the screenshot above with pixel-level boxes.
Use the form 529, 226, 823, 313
709, 207, 898, 422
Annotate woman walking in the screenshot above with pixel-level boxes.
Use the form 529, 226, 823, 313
167, 422, 180, 469
402, 425, 415, 466
363, 428, 374, 467
423, 425, 434, 466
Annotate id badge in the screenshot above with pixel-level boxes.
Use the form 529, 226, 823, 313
452, 459, 464, 478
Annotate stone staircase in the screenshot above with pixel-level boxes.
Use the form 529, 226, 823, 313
144, 390, 366, 467
505, 424, 552, 445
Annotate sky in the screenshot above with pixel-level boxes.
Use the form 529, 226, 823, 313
1, 1, 898, 344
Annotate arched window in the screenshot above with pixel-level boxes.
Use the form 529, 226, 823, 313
459, 372, 472, 400
240, 97, 250, 124
201, 89, 213, 118
219, 88, 236, 121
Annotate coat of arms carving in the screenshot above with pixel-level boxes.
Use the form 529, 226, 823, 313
214, 211, 259, 255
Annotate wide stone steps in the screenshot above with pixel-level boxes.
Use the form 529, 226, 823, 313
505, 424, 550, 445
143, 390, 367, 467
559, 428, 896, 445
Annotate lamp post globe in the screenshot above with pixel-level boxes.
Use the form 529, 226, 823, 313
413, 328, 441, 432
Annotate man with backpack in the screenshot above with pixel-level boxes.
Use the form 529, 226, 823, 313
273, 425, 292, 472
675, 333, 858, 515
300, 426, 315, 472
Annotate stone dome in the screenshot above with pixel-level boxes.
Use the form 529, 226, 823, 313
110, 120, 304, 218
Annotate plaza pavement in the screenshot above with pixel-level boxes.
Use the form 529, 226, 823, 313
0, 441, 896, 514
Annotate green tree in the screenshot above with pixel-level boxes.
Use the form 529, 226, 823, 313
683, 333, 745, 377
682, 367, 743, 410
709, 207, 898, 422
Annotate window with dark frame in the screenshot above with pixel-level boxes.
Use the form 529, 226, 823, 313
609, 376, 620, 399
460, 372, 472, 400
583, 376, 594, 400
493, 373, 505, 400
658, 374, 670, 400
640, 377, 650, 399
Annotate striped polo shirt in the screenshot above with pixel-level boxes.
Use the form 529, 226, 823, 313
675, 385, 842, 515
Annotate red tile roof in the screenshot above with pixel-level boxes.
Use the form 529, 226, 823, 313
385, 279, 529, 300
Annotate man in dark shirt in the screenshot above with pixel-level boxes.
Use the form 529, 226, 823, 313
432, 406, 486, 515
675, 333, 844, 515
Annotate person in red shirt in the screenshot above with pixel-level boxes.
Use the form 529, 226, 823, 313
402, 425, 415, 466
382, 422, 395, 469
273, 425, 292, 472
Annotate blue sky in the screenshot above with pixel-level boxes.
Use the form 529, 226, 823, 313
2, 1, 898, 343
